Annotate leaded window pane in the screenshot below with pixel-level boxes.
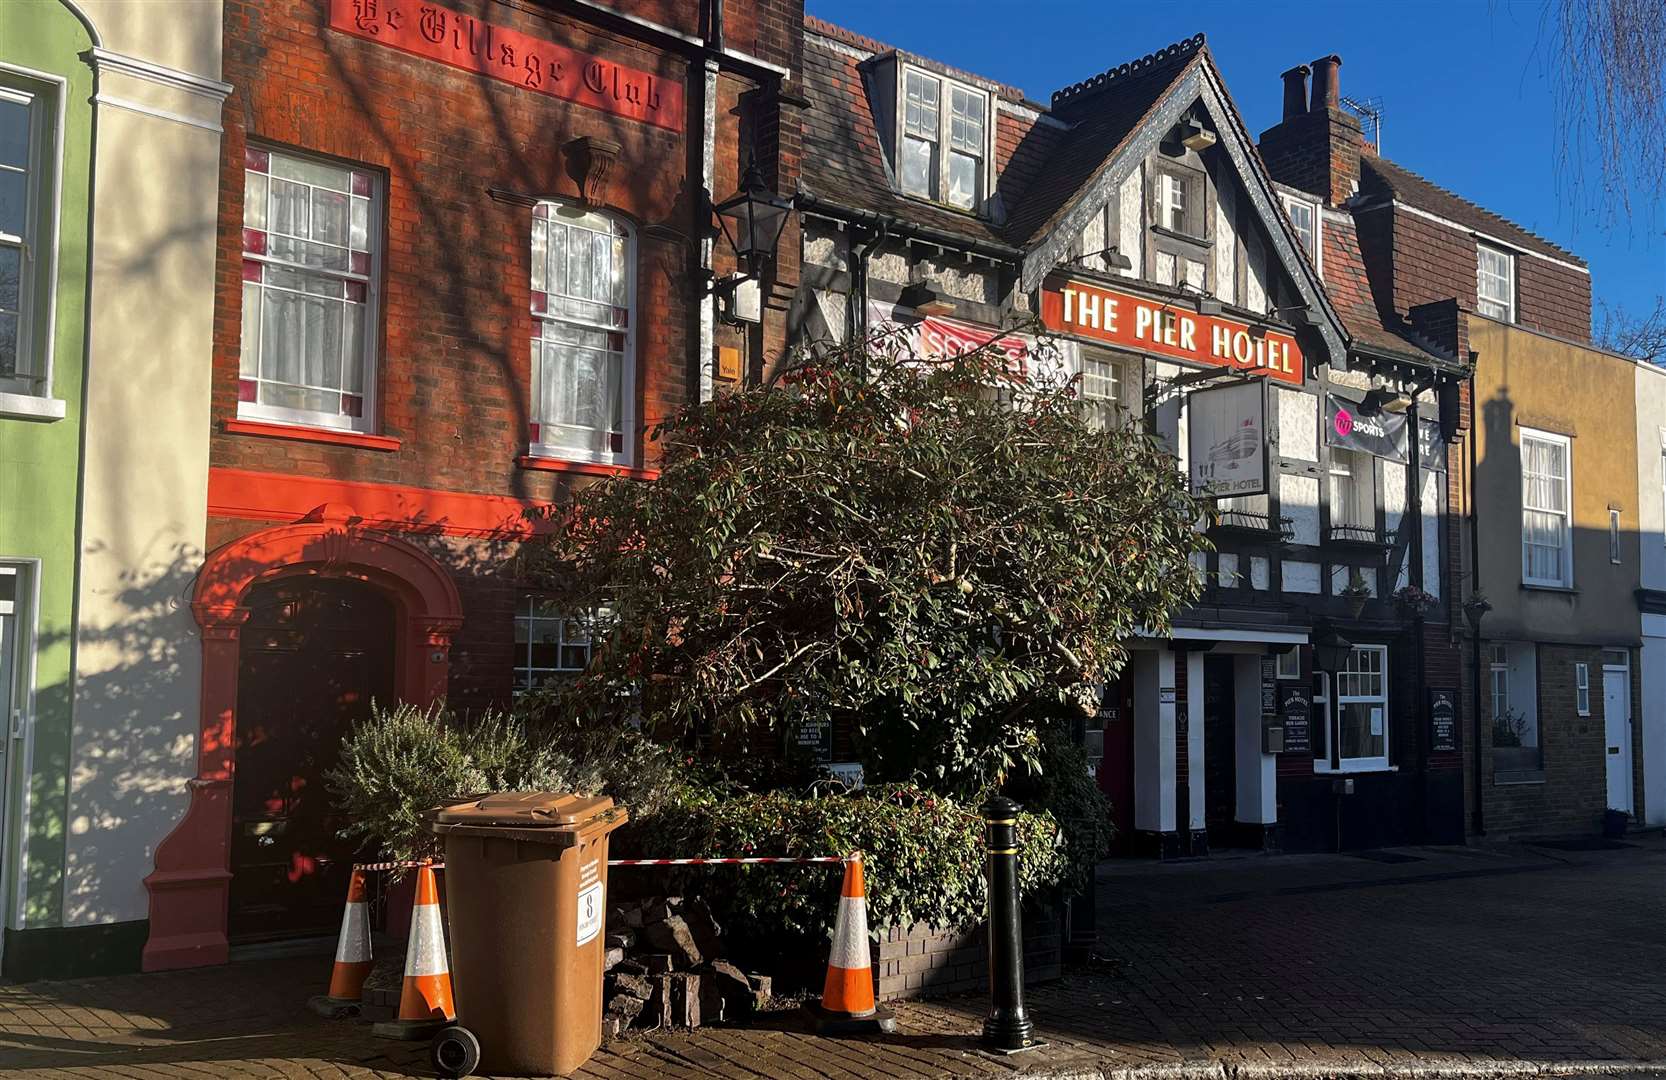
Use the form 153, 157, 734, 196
901, 135, 935, 197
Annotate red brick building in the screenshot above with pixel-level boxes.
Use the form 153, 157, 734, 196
143, 0, 805, 971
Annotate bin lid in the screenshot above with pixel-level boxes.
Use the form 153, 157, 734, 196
434, 791, 615, 827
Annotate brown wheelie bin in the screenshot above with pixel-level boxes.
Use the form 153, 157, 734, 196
428, 793, 627, 1078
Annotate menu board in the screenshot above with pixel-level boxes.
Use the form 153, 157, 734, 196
1280, 687, 1313, 755
1428, 688, 1458, 753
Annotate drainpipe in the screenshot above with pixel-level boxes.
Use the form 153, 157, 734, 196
848, 220, 889, 352
1467, 363, 1485, 836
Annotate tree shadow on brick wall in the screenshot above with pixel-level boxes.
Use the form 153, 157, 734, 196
316, 3, 709, 505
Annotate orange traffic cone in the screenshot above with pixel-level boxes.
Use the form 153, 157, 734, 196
308, 867, 373, 1019
807, 854, 896, 1034
372, 864, 454, 1040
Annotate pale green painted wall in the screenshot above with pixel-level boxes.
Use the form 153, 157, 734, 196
0, 0, 95, 927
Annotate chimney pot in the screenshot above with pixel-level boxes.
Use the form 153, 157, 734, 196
1310, 55, 1341, 111
1280, 65, 1311, 122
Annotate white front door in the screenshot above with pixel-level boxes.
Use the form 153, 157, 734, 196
1604, 664, 1634, 814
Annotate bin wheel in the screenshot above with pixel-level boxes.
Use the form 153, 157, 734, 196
430, 1025, 481, 1079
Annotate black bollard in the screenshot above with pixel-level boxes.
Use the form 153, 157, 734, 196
981, 796, 1036, 1052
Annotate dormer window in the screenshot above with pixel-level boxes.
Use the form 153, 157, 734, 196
1476, 243, 1516, 322
898, 66, 988, 212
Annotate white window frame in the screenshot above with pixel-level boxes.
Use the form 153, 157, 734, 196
1312, 644, 1390, 772
1610, 508, 1622, 564
1328, 447, 1376, 537
1279, 192, 1322, 273
1489, 643, 1510, 724
1275, 647, 1301, 680
1476, 242, 1516, 323
238, 146, 382, 433
1575, 661, 1591, 716
513, 597, 601, 692
1078, 352, 1137, 430
528, 200, 637, 467
1520, 427, 1573, 588
896, 64, 990, 213
0, 65, 66, 416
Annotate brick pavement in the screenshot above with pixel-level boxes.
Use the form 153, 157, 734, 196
2, 837, 1662, 1079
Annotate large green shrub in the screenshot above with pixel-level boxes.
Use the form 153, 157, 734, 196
326, 704, 686, 866
522, 327, 1205, 794
638, 784, 1067, 940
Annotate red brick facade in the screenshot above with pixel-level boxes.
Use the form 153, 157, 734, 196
210, 0, 803, 702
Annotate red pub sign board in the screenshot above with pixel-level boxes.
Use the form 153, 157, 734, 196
1040, 278, 1304, 386
330, 0, 685, 131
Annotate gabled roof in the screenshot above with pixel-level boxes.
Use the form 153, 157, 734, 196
1003, 35, 1207, 246
1360, 155, 1584, 265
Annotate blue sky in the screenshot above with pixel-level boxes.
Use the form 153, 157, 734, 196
808, 0, 1666, 321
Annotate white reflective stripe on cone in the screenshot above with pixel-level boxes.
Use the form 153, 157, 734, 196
404, 902, 449, 977
335, 903, 371, 963
827, 895, 870, 969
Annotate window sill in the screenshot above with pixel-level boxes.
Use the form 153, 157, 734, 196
0, 393, 67, 422
224, 418, 401, 452
1521, 582, 1578, 595
517, 455, 659, 481
1312, 763, 1397, 775
1494, 769, 1547, 786
1150, 224, 1213, 249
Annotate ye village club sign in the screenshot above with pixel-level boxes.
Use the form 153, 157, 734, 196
1041, 279, 1305, 385
330, 0, 684, 131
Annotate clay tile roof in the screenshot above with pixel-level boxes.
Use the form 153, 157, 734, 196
1360, 155, 1583, 264
1321, 210, 1452, 367
799, 20, 1026, 249
1001, 34, 1207, 246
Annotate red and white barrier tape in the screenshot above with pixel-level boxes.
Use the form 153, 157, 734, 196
608, 855, 848, 866
353, 859, 445, 872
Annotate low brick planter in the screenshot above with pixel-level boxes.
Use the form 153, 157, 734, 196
872, 904, 1062, 1001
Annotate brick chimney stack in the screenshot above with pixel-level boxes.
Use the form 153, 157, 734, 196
1280, 65, 1309, 121
1258, 54, 1364, 207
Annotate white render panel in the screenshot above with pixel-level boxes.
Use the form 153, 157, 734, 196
1250, 556, 1270, 590
814, 289, 848, 342
1383, 459, 1408, 537
1283, 560, 1322, 593
867, 249, 909, 284
921, 257, 996, 304
1118, 168, 1143, 279
1213, 181, 1237, 305
1421, 469, 1442, 597
804, 229, 848, 271
1330, 564, 1379, 596
1080, 210, 1106, 274
1276, 387, 1316, 460
1244, 230, 1268, 313
1280, 474, 1320, 546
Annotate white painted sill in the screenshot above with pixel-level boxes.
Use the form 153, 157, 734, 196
0, 393, 67, 421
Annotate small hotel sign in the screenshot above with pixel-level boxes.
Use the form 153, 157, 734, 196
330, 0, 685, 131
1040, 279, 1304, 386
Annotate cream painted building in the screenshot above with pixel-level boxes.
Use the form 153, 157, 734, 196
1636, 360, 1666, 827
2, 0, 226, 980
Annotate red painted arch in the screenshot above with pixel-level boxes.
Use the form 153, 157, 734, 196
142, 505, 464, 971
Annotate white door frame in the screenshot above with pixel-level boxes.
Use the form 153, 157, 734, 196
1602, 652, 1634, 815
0, 560, 41, 973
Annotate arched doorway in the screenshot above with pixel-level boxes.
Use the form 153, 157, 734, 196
229, 577, 394, 942
143, 505, 463, 971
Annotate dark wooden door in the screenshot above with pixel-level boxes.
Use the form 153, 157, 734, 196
1203, 655, 1237, 845
1098, 672, 1137, 852
230, 578, 394, 942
